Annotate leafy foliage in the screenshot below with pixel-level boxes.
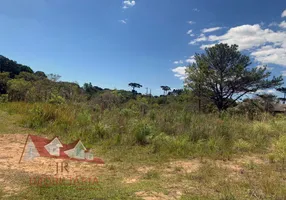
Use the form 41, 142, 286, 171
0, 55, 33, 77
0, 72, 10, 94
128, 82, 142, 95
277, 87, 286, 104
160, 85, 171, 95
185, 43, 283, 111
256, 93, 278, 112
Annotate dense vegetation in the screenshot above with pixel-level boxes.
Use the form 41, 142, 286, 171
1, 44, 286, 199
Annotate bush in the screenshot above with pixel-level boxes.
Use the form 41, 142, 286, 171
49, 93, 66, 104
134, 122, 153, 145
2, 100, 285, 162
24, 104, 58, 128
0, 94, 8, 103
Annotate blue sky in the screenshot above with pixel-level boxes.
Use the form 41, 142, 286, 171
0, 0, 286, 96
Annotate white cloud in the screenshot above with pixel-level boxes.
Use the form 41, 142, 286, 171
255, 65, 273, 71
185, 56, 196, 64
200, 44, 216, 49
174, 11, 286, 80
251, 45, 286, 66
267, 89, 275, 93
186, 22, 286, 69
206, 24, 266, 50
279, 21, 286, 28
186, 30, 195, 37
193, 8, 200, 12
173, 60, 184, 64
119, 19, 127, 24
191, 24, 286, 66
123, 0, 135, 9
282, 9, 286, 18
202, 27, 222, 33
172, 66, 187, 80
188, 21, 195, 25
256, 89, 275, 94
189, 34, 207, 45
255, 65, 266, 70
206, 24, 286, 50
187, 29, 192, 35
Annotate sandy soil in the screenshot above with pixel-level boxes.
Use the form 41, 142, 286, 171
0, 134, 105, 194
0, 133, 266, 199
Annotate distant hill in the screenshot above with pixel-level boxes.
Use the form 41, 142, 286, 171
0, 55, 34, 77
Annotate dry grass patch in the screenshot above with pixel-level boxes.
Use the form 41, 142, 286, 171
135, 191, 178, 200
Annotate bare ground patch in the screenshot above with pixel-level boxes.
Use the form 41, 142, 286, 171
135, 191, 181, 200
0, 134, 105, 195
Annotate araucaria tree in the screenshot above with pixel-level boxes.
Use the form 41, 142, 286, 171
160, 86, 171, 95
128, 83, 142, 94
185, 43, 283, 112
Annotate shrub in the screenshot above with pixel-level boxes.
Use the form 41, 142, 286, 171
24, 104, 58, 128
0, 94, 8, 103
134, 122, 153, 145
49, 93, 66, 105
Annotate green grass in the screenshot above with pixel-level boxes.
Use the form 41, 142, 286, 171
1, 102, 286, 199
1, 102, 285, 160
0, 109, 36, 135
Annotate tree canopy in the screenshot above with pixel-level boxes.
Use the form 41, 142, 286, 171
0, 55, 33, 77
277, 87, 286, 104
160, 86, 171, 95
257, 93, 278, 112
185, 43, 283, 111
128, 82, 142, 94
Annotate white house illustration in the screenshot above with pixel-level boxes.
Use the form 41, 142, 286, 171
20, 134, 104, 164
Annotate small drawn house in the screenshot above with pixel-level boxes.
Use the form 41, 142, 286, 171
20, 135, 104, 164
62, 140, 95, 161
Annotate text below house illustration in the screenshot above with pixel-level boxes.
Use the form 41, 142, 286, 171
20, 135, 104, 164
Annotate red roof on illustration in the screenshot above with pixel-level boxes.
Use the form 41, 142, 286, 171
61, 139, 80, 151
29, 135, 51, 157
28, 135, 104, 164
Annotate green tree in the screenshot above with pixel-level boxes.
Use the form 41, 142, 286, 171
257, 93, 277, 112
83, 82, 103, 99
34, 71, 47, 79
185, 43, 283, 112
47, 73, 61, 82
160, 86, 171, 95
128, 83, 142, 94
0, 55, 33, 77
16, 72, 40, 81
7, 79, 32, 101
185, 64, 212, 112
171, 89, 184, 96
25, 79, 53, 102
236, 98, 264, 119
0, 72, 10, 94
19, 65, 33, 73
277, 87, 286, 104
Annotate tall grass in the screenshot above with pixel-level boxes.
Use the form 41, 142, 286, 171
1, 101, 286, 161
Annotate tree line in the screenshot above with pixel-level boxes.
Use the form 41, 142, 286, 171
1, 43, 285, 113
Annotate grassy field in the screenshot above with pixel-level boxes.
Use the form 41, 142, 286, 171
0, 102, 286, 199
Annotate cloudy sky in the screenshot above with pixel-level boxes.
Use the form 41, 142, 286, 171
0, 0, 285, 95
